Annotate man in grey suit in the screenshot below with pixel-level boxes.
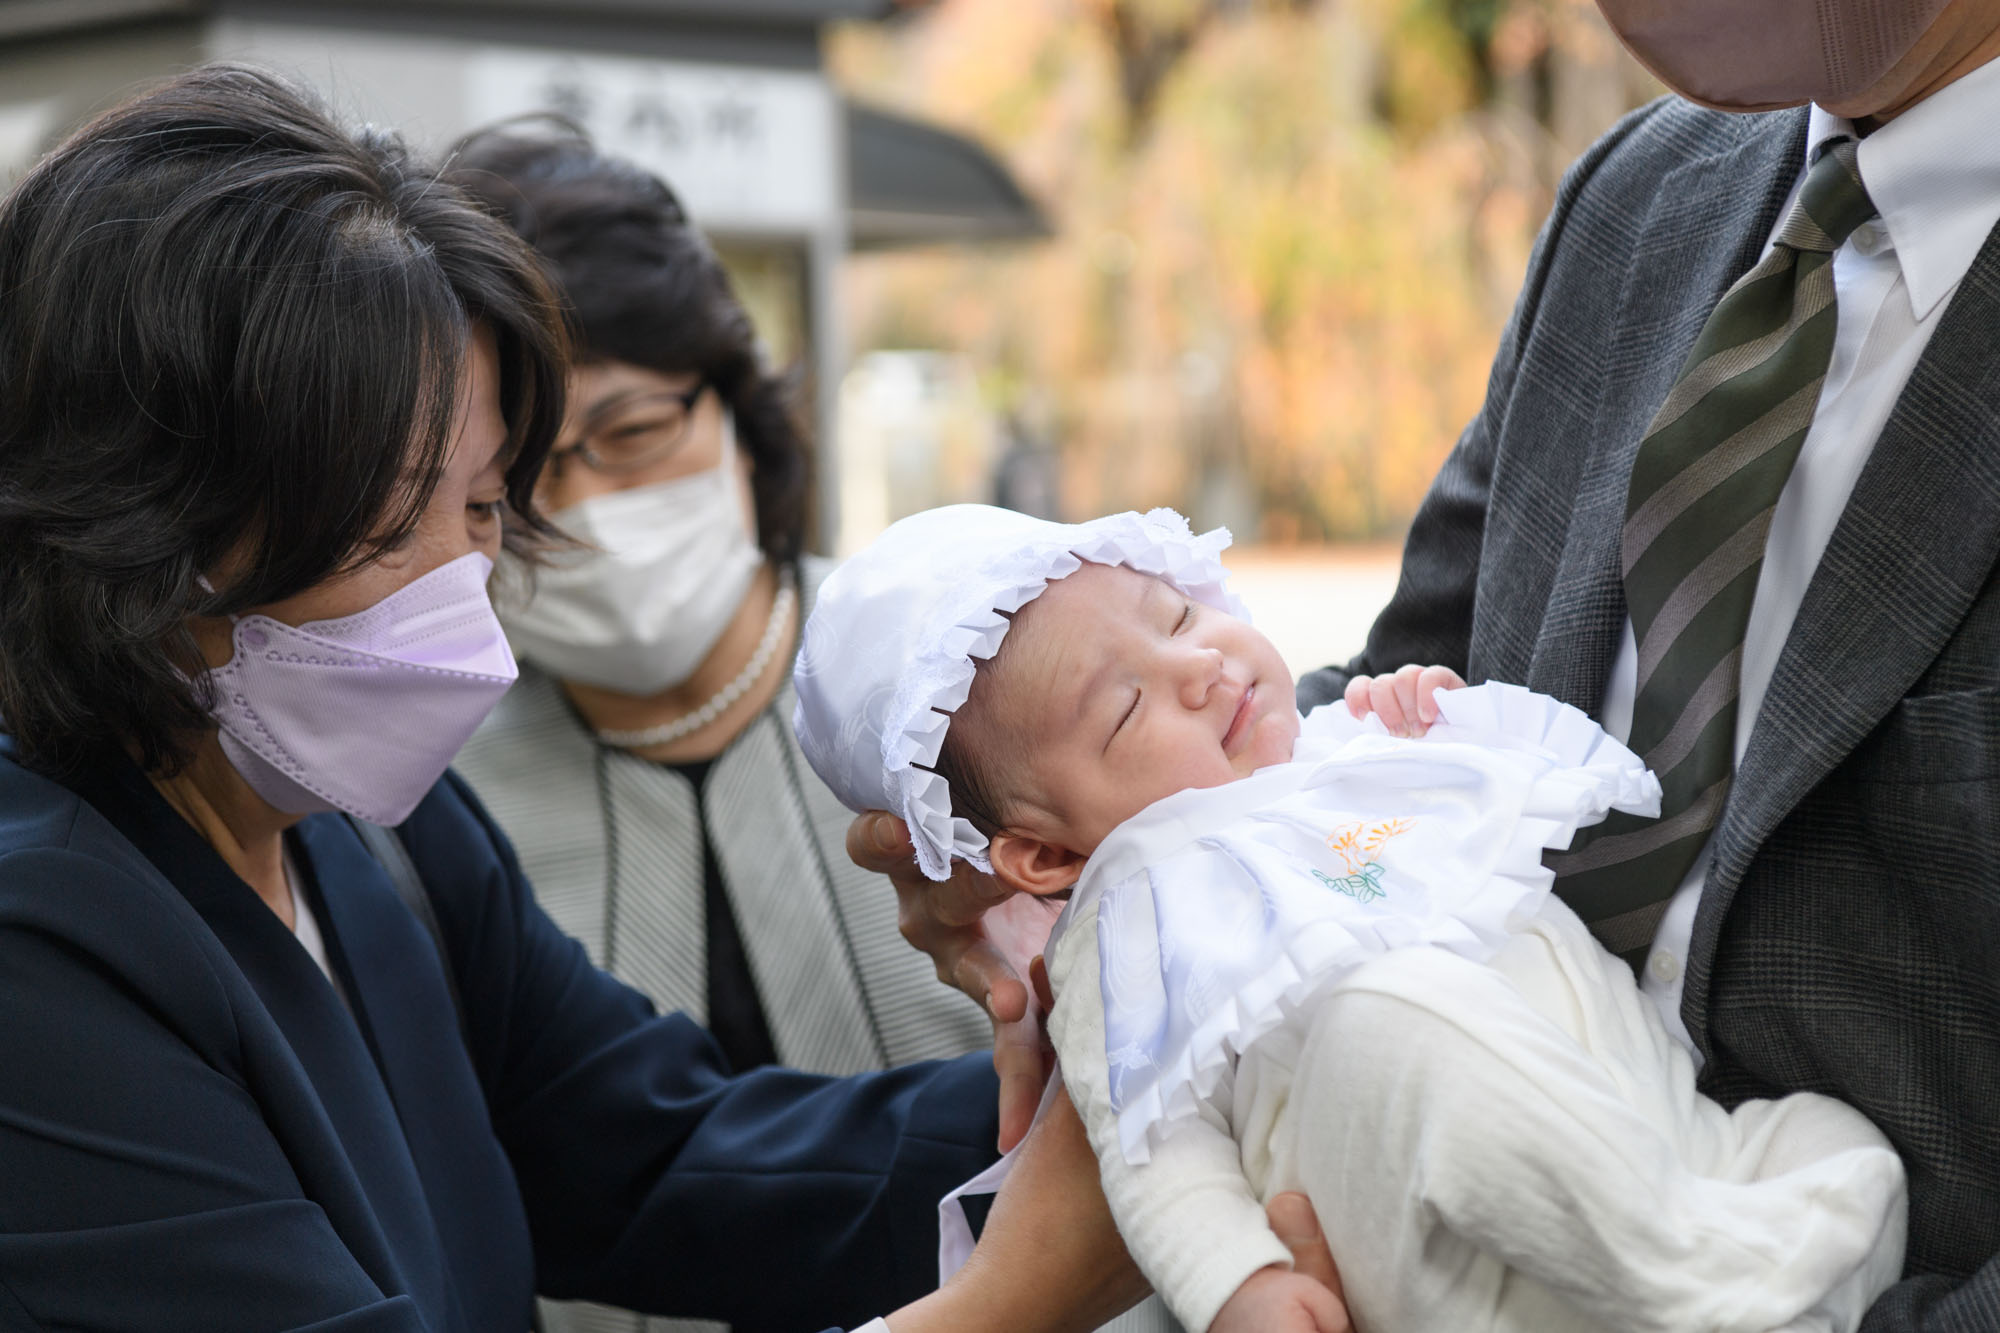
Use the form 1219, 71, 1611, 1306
863, 0, 2000, 1326
1297, 0, 2000, 1326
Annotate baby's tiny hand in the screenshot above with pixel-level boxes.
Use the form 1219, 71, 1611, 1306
1210, 1265, 1350, 1333
1343, 663, 1467, 737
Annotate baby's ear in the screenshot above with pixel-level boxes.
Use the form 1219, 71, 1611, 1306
987, 832, 1086, 898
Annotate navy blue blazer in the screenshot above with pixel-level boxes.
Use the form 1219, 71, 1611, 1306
0, 745, 998, 1332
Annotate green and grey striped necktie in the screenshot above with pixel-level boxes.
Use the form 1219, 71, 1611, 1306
1552, 140, 1878, 963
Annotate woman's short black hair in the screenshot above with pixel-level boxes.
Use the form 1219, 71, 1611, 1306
0, 64, 568, 776
446, 119, 812, 566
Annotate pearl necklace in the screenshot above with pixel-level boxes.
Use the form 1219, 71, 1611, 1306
595, 573, 798, 750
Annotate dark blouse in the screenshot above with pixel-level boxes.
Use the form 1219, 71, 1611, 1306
666, 753, 781, 1073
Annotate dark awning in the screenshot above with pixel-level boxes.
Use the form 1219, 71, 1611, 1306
271, 0, 901, 21
0, 0, 198, 42
0, 0, 908, 43
846, 98, 1050, 250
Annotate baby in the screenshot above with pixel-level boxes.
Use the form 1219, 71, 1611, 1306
794, 505, 1905, 1333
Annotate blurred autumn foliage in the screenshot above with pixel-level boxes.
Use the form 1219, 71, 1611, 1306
831, 0, 1656, 540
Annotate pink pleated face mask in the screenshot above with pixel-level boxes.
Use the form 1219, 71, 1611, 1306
1597, 0, 1953, 112
206, 551, 518, 826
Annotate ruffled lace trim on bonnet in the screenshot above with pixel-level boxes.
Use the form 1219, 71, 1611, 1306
890, 508, 1246, 881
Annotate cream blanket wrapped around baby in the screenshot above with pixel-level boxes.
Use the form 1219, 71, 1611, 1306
1034, 683, 1905, 1333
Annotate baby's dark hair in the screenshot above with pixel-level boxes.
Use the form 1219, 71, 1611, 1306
927, 610, 1030, 839
931, 660, 1013, 838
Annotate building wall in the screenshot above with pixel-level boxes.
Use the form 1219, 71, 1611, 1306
0, 11, 849, 547
0, 19, 205, 186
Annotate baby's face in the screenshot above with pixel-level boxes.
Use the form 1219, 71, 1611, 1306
987, 562, 1299, 856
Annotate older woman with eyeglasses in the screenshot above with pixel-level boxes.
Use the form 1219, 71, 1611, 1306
443, 123, 1009, 1330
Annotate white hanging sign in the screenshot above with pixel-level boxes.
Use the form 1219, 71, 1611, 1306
466, 47, 837, 233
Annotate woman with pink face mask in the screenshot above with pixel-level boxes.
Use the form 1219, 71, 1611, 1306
0, 65, 1196, 1333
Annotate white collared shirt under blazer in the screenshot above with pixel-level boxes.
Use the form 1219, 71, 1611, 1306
1603, 56, 2000, 1051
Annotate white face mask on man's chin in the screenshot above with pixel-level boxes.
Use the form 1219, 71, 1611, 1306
1597, 0, 1955, 112
498, 413, 763, 697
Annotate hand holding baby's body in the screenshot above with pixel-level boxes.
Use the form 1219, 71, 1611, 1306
1343, 663, 1467, 736
1211, 1265, 1350, 1333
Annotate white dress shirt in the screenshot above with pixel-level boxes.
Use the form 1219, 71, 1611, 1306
1599, 55, 2000, 1055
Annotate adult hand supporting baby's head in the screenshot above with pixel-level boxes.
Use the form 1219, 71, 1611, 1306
847, 810, 1050, 1150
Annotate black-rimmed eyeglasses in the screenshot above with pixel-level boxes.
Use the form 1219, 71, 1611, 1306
548, 380, 711, 478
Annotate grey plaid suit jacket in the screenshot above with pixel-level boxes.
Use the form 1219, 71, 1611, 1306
1297, 97, 2000, 1330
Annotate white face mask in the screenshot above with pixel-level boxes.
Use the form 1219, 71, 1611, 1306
499, 417, 763, 696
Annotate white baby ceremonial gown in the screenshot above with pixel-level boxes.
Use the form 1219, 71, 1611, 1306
1042, 683, 1906, 1333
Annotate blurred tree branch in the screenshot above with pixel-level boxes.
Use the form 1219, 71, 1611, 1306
1082, 0, 1327, 145
1085, 0, 1216, 144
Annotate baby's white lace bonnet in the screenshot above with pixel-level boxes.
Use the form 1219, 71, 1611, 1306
791, 504, 1247, 880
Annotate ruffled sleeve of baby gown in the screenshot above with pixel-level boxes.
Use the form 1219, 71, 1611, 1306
1082, 681, 1661, 1167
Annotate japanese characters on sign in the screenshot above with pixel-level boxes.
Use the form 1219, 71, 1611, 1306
467, 48, 838, 233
